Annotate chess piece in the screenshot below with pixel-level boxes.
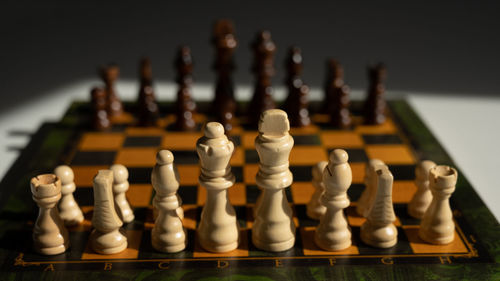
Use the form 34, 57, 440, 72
306, 161, 328, 220
196, 122, 239, 252
212, 19, 238, 130
91, 87, 111, 131
314, 149, 353, 251
419, 165, 458, 245
137, 57, 159, 127
151, 150, 186, 253
249, 31, 276, 126
408, 160, 437, 219
360, 166, 398, 248
110, 164, 135, 223
54, 165, 84, 226
323, 59, 343, 113
283, 47, 310, 127
330, 84, 352, 129
356, 159, 385, 217
252, 109, 296, 252
100, 64, 123, 117
90, 170, 127, 254
364, 63, 387, 125
174, 46, 197, 131
31, 174, 69, 255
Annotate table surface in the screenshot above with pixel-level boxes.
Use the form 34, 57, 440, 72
1, 80, 499, 222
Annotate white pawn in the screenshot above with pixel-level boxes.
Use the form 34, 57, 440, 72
110, 164, 135, 223
252, 109, 296, 252
356, 159, 385, 217
151, 150, 186, 253
360, 165, 398, 248
31, 174, 70, 255
197, 122, 239, 252
54, 165, 84, 226
314, 150, 352, 251
408, 160, 436, 219
419, 165, 457, 245
90, 170, 127, 254
306, 161, 328, 220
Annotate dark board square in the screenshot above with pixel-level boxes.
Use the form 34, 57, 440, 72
172, 150, 199, 164
232, 166, 243, 183
71, 151, 116, 166
328, 148, 368, 163
246, 185, 260, 204
123, 136, 162, 147
123, 207, 148, 230
74, 187, 93, 206
354, 226, 413, 255
394, 203, 420, 226
178, 185, 198, 205
228, 135, 241, 147
128, 167, 153, 184
294, 204, 319, 227
388, 164, 416, 180
234, 206, 248, 228
290, 166, 313, 182
245, 150, 259, 164
110, 124, 128, 132
362, 134, 403, 144
293, 135, 321, 145
347, 183, 366, 202
285, 186, 293, 203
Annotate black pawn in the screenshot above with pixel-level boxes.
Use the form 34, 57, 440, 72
364, 63, 387, 125
282, 46, 303, 113
137, 57, 159, 127
174, 46, 196, 131
91, 87, 111, 131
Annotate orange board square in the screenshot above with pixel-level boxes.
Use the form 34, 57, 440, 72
403, 226, 468, 254
79, 133, 124, 151
127, 184, 153, 207
229, 183, 246, 206
243, 164, 259, 185
162, 132, 203, 150
291, 182, 315, 205
81, 230, 142, 260
241, 132, 258, 149
365, 145, 416, 164
320, 131, 364, 148
346, 206, 401, 227
196, 185, 207, 205
230, 147, 244, 166
355, 119, 397, 134
300, 227, 359, 255
351, 162, 366, 184
289, 125, 319, 135
393, 180, 418, 203
115, 148, 158, 167
72, 166, 108, 186
182, 204, 198, 230
290, 146, 328, 165
125, 127, 165, 136
177, 165, 199, 185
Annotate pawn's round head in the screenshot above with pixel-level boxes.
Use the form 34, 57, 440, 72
204, 122, 225, 139
54, 165, 74, 185
156, 150, 174, 165
329, 149, 348, 164
416, 160, 437, 179
110, 164, 128, 184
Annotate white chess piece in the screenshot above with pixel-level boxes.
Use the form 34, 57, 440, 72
360, 165, 398, 248
419, 165, 457, 245
408, 160, 436, 219
54, 165, 84, 226
110, 164, 135, 223
90, 170, 127, 254
314, 150, 352, 251
151, 150, 186, 253
306, 161, 328, 220
356, 159, 385, 217
31, 174, 69, 255
252, 109, 296, 252
196, 122, 239, 252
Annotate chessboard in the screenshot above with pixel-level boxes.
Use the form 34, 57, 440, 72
0, 100, 498, 280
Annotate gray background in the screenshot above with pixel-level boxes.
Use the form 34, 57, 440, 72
1, 0, 499, 112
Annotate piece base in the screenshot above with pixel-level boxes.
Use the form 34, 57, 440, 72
34, 242, 69, 256
252, 235, 295, 252
418, 229, 454, 245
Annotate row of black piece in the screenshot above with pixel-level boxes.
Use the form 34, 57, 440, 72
91, 19, 387, 132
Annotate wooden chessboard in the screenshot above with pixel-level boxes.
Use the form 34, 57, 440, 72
0, 101, 498, 280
